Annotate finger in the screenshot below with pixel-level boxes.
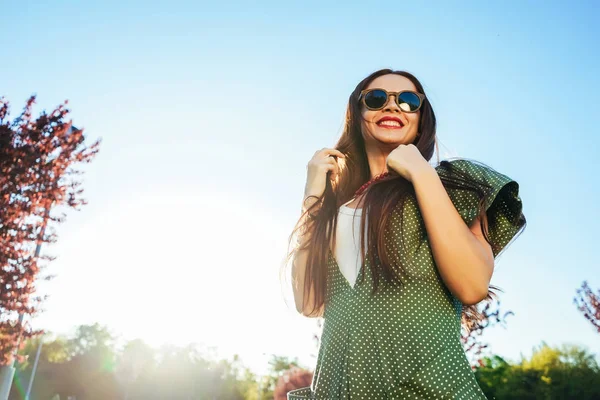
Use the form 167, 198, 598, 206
324, 162, 337, 173
325, 158, 339, 170
322, 161, 337, 172
322, 155, 343, 167
330, 149, 346, 158
327, 160, 340, 176
320, 148, 345, 159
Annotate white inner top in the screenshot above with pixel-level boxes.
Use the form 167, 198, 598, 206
334, 200, 368, 288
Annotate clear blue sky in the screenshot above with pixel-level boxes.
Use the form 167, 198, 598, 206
2, 0, 599, 374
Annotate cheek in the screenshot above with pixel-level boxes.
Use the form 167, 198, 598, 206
362, 109, 376, 122
360, 113, 375, 137
408, 113, 420, 127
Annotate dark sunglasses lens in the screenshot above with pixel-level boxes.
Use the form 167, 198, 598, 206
364, 90, 388, 109
397, 92, 421, 112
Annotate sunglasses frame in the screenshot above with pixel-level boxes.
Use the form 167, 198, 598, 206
359, 88, 426, 113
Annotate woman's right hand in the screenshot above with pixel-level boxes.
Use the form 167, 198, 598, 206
304, 148, 346, 201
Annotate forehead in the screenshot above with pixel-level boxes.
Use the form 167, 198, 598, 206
366, 74, 417, 92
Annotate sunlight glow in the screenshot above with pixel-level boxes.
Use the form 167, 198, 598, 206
32, 186, 317, 375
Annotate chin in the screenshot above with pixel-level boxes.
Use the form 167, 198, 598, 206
374, 131, 415, 145
363, 124, 417, 145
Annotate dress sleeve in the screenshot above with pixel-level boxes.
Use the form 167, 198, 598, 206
435, 158, 526, 258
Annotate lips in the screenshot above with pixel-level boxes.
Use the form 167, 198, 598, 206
376, 116, 404, 128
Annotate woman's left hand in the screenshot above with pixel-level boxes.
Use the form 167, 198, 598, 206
385, 144, 434, 183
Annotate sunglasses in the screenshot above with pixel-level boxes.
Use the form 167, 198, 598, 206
359, 89, 426, 113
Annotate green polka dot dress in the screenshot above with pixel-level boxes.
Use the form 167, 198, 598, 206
288, 159, 526, 400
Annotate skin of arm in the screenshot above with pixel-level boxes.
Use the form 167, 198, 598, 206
410, 167, 494, 305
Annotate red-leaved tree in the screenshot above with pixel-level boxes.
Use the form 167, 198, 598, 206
574, 281, 600, 333
0, 96, 100, 365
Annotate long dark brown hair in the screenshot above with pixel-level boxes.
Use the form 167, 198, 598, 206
284, 68, 523, 331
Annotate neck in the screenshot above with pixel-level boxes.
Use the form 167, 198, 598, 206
364, 146, 392, 179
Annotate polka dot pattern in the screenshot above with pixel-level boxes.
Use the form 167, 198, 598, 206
288, 159, 525, 400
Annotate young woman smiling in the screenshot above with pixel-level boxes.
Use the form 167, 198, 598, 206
286, 69, 526, 399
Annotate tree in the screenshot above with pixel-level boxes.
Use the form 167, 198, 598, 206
0, 96, 100, 364
273, 367, 313, 400
116, 339, 156, 399
9, 324, 117, 400
258, 355, 304, 400
574, 281, 600, 333
53, 324, 119, 400
68, 323, 115, 357
122, 343, 248, 399
8, 334, 70, 399
474, 342, 600, 399
10, 324, 275, 399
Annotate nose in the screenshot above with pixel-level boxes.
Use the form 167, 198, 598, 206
383, 94, 401, 112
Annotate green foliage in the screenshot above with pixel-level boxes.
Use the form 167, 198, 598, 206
475, 343, 600, 400
255, 355, 304, 400
10, 324, 119, 399
12, 323, 599, 399
10, 324, 298, 400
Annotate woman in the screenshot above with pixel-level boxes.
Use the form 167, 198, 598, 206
286, 69, 526, 399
